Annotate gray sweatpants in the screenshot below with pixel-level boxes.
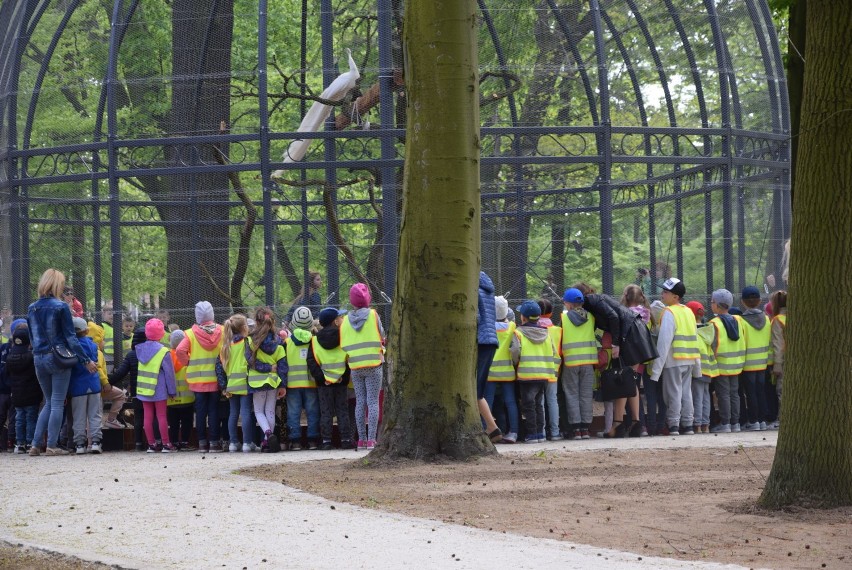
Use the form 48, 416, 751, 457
71, 392, 103, 446
661, 365, 693, 428
561, 365, 594, 426
713, 375, 740, 426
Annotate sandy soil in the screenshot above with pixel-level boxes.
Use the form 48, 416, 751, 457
246, 445, 852, 569
0, 541, 121, 569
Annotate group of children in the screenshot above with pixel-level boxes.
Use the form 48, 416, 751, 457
1, 283, 386, 455
487, 279, 787, 444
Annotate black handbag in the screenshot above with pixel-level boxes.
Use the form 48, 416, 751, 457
619, 315, 659, 367
600, 357, 639, 401
52, 344, 78, 368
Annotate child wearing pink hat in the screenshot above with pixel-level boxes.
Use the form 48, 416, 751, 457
136, 318, 177, 452
341, 283, 385, 449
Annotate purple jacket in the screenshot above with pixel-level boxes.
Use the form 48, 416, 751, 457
135, 340, 177, 402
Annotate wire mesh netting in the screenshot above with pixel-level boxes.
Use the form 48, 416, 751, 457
0, 0, 789, 352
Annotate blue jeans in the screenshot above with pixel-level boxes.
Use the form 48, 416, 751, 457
193, 391, 220, 442
286, 388, 320, 442
16, 405, 39, 445
644, 378, 667, 433
544, 381, 560, 438
228, 393, 254, 445
32, 353, 72, 448
484, 381, 519, 435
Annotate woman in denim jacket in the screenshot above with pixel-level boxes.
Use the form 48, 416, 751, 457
26, 269, 97, 456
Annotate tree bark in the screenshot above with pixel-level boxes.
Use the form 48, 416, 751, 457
787, 0, 806, 202
759, 0, 852, 508
375, 0, 495, 461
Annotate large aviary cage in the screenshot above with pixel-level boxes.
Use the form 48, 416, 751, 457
0, 1, 789, 330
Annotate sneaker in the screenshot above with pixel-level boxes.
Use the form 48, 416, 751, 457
711, 423, 731, 433
549, 434, 564, 442
308, 440, 319, 450
356, 440, 367, 450
768, 421, 780, 430
161, 443, 176, 453
198, 440, 209, 453
289, 441, 302, 451
320, 442, 333, 451
502, 432, 517, 444
268, 435, 280, 453
241, 443, 253, 453
524, 436, 539, 444
572, 430, 582, 441
102, 419, 124, 430
681, 426, 694, 435
745, 422, 761, 432
28, 445, 41, 457
45, 447, 69, 456
180, 442, 197, 451
209, 442, 223, 453
731, 423, 741, 433
75, 444, 87, 455
146, 444, 157, 453
581, 430, 590, 440
668, 426, 680, 436
366, 440, 376, 450
341, 440, 355, 450
260, 439, 269, 452
90, 441, 103, 454
228, 442, 239, 453
759, 421, 767, 431
640, 427, 648, 437
13, 444, 26, 454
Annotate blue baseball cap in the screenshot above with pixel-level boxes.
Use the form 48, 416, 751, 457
741, 286, 761, 300
563, 288, 584, 304
516, 300, 541, 319
318, 307, 348, 327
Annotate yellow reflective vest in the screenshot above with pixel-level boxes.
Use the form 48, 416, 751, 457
663, 305, 701, 360
184, 327, 224, 389
740, 314, 771, 372
136, 346, 170, 398
284, 335, 313, 389
223, 338, 250, 395
168, 351, 195, 406
247, 339, 286, 390
340, 310, 383, 369
561, 310, 598, 367
311, 337, 347, 384
544, 325, 562, 381
103, 322, 115, 369
710, 316, 746, 376
514, 332, 557, 382
696, 324, 719, 378
487, 322, 517, 382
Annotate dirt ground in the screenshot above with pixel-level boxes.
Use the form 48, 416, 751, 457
0, 541, 121, 569
247, 445, 851, 569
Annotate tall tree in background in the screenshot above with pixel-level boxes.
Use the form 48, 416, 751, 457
759, 0, 852, 508
376, 0, 495, 460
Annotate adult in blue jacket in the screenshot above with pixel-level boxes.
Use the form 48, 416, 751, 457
26, 269, 98, 455
477, 271, 503, 443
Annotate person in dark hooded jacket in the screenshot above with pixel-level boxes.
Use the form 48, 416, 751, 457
307, 308, 354, 450
708, 289, 747, 433
109, 327, 153, 450
7, 323, 41, 453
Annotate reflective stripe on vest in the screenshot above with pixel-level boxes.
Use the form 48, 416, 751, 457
545, 325, 562, 381
340, 310, 383, 369
284, 337, 312, 389
711, 317, 746, 375
168, 353, 195, 406
664, 305, 700, 360
184, 327, 224, 385
561, 311, 598, 367
311, 337, 347, 383
248, 340, 285, 389
488, 322, 517, 382
741, 314, 771, 371
515, 332, 557, 382
697, 333, 719, 378
136, 346, 170, 398
224, 339, 250, 395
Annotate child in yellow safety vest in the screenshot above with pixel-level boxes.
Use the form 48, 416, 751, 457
215, 314, 256, 453
686, 301, 716, 434
739, 286, 772, 431
248, 307, 288, 453
484, 296, 519, 443
135, 318, 177, 453
284, 306, 318, 451
708, 289, 746, 433
510, 300, 557, 443
307, 307, 355, 450
167, 330, 195, 450
87, 321, 127, 432
561, 288, 597, 440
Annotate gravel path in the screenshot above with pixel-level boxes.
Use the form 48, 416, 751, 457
0, 432, 775, 569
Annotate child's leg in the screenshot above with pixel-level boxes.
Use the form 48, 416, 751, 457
193, 393, 208, 444
240, 394, 254, 445
284, 390, 302, 442
142, 401, 157, 445
25, 405, 38, 444
730, 376, 741, 427
534, 383, 546, 436
254, 391, 273, 434
263, 391, 276, 434
154, 400, 171, 445
351, 371, 368, 443
518, 383, 537, 440
562, 367, 581, 432
332, 384, 352, 443
501, 382, 520, 436
303, 389, 320, 443
87, 393, 103, 444
70, 396, 88, 447
318, 385, 334, 443
228, 396, 241, 444
167, 406, 179, 444
544, 380, 560, 438
603, 401, 613, 433
15, 407, 26, 446
363, 366, 382, 442
103, 385, 126, 423
679, 370, 694, 428
208, 393, 221, 443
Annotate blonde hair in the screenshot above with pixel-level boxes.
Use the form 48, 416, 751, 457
250, 306, 277, 362
220, 313, 248, 369
620, 284, 648, 309
37, 268, 66, 299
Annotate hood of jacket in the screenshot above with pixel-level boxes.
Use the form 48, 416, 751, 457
741, 308, 767, 330
347, 307, 372, 332
538, 317, 553, 327
565, 308, 590, 327
516, 322, 550, 343
136, 340, 169, 364
697, 323, 715, 345
716, 313, 740, 341
189, 323, 223, 351
255, 332, 282, 355
315, 326, 341, 349
11, 327, 30, 347
290, 327, 313, 345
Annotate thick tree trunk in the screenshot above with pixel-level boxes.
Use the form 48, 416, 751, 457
375, 0, 495, 460
759, 0, 852, 508
787, 0, 806, 201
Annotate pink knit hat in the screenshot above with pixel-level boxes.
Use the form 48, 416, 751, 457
145, 318, 165, 341
349, 283, 371, 309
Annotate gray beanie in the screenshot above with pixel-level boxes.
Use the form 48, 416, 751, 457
711, 289, 734, 309
195, 301, 214, 325
169, 329, 185, 350
290, 306, 314, 330
494, 296, 509, 321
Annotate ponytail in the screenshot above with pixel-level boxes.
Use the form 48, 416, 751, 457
220, 313, 248, 368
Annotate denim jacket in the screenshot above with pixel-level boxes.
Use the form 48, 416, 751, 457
26, 296, 91, 364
